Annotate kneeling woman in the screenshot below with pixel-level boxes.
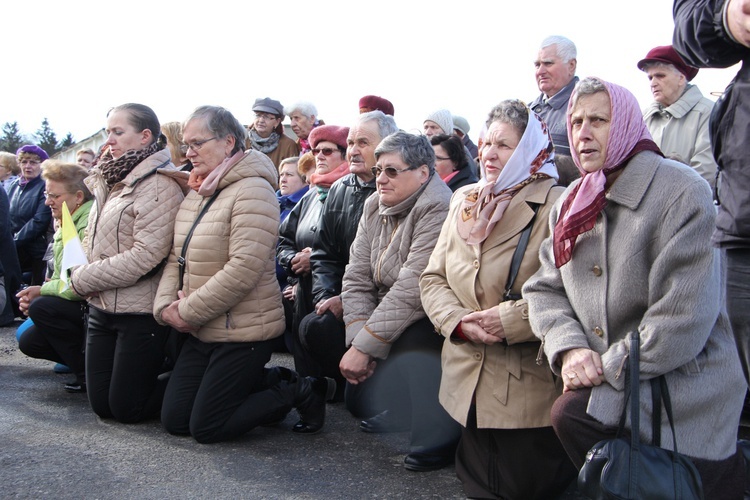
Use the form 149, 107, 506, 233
18, 160, 93, 393
420, 100, 575, 498
154, 106, 334, 444
71, 103, 184, 423
340, 132, 458, 471
523, 77, 745, 498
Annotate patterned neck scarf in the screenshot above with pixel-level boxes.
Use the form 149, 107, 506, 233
552, 78, 662, 268
248, 128, 280, 154
457, 109, 558, 245
94, 142, 160, 189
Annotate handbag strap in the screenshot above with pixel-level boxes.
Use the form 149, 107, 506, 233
177, 191, 222, 291
503, 203, 540, 301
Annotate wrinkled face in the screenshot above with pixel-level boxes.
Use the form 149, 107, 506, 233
279, 163, 306, 195
44, 179, 82, 220
534, 45, 576, 97
646, 64, 685, 107
432, 144, 456, 178
423, 121, 444, 138
481, 121, 522, 183
570, 92, 612, 174
374, 152, 428, 207
347, 120, 380, 181
182, 118, 235, 177
18, 154, 43, 180
313, 140, 346, 176
76, 152, 94, 169
253, 112, 282, 138
289, 111, 314, 140
105, 110, 152, 159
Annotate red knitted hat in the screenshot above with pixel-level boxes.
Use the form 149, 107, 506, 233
637, 45, 699, 81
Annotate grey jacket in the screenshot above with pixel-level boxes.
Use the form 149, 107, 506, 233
523, 151, 744, 460
529, 76, 579, 157
643, 84, 717, 188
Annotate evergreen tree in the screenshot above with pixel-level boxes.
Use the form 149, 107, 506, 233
0, 121, 25, 152
58, 132, 75, 150
36, 118, 60, 157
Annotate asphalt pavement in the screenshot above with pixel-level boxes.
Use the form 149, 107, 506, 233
0, 319, 468, 499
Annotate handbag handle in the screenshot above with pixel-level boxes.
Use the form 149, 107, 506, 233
177, 191, 222, 292
617, 330, 686, 496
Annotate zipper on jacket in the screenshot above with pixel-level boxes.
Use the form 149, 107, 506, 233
226, 311, 236, 329
536, 335, 545, 366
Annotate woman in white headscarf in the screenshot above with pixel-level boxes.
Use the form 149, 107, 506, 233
420, 99, 576, 499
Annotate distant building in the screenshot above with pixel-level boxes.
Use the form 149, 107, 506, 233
54, 128, 107, 163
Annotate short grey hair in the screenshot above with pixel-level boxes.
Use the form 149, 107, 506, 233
358, 110, 399, 140
541, 35, 577, 63
570, 77, 608, 110
183, 105, 248, 156
485, 99, 529, 137
284, 101, 317, 118
375, 131, 435, 174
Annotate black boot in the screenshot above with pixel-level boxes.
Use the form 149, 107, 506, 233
292, 376, 336, 434
258, 367, 297, 427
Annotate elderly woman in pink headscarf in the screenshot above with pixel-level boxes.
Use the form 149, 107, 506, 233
523, 77, 745, 498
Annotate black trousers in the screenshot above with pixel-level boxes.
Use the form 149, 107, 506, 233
161, 335, 294, 444
345, 317, 461, 453
551, 387, 745, 500
86, 307, 169, 423
19, 296, 87, 382
295, 310, 346, 391
456, 405, 576, 499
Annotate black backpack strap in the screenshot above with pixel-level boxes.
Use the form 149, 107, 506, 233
503, 202, 540, 301
177, 191, 222, 291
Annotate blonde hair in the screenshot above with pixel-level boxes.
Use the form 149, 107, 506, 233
0, 152, 19, 175
41, 160, 93, 201
161, 121, 185, 165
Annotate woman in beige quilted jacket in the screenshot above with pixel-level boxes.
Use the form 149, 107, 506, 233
70, 103, 184, 423
154, 106, 335, 443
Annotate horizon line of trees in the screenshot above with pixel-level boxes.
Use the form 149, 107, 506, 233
0, 119, 74, 158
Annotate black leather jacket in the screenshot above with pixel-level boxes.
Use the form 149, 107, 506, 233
8, 175, 51, 258
673, 0, 750, 247
311, 174, 376, 305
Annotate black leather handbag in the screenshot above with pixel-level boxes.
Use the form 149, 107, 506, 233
577, 330, 704, 500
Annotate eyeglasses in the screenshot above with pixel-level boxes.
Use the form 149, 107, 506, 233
254, 112, 279, 121
184, 137, 218, 152
435, 155, 452, 161
371, 165, 419, 179
312, 147, 340, 156
43, 191, 65, 200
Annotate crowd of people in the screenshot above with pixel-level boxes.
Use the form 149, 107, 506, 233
1, 18, 749, 498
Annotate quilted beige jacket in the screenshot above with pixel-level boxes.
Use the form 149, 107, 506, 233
154, 150, 285, 343
342, 173, 451, 359
71, 149, 184, 314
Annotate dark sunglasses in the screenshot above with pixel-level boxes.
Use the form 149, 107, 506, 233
312, 147, 340, 156
371, 165, 419, 178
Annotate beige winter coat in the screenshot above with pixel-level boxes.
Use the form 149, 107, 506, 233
342, 174, 451, 359
154, 150, 285, 343
71, 149, 184, 314
420, 178, 564, 429
643, 84, 718, 188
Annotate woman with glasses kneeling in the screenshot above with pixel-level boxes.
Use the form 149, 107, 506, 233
340, 131, 459, 471
17, 161, 93, 393
523, 78, 745, 498
420, 100, 575, 498
154, 106, 335, 443
70, 103, 184, 423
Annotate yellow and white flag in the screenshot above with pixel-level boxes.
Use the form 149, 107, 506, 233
59, 201, 88, 293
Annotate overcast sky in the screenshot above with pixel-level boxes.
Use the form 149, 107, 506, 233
4, 0, 738, 145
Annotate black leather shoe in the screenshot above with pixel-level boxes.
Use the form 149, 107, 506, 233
292, 376, 336, 434
64, 381, 86, 394
359, 410, 409, 434
403, 452, 454, 472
